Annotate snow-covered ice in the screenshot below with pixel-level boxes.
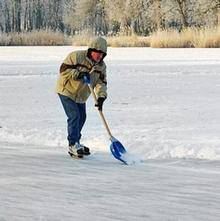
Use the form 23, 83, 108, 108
0, 47, 220, 220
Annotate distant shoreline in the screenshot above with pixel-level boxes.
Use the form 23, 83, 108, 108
1, 28, 220, 48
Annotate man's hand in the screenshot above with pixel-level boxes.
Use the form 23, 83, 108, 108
77, 72, 90, 82
95, 97, 106, 111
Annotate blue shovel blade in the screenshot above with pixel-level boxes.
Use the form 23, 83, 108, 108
110, 138, 128, 165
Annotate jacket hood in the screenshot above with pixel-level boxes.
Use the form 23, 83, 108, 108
89, 37, 107, 54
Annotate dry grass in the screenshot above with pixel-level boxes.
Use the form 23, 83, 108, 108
1, 28, 220, 47
71, 34, 94, 46
150, 28, 220, 48
73, 28, 220, 48
150, 29, 192, 48
0, 30, 70, 46
191, 28, 220, 47
107, 35, 150, 47
72, 34, 150, 47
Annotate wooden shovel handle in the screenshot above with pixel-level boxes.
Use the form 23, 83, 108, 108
86, 81, 113, 139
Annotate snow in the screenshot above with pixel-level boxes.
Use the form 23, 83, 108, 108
0, 46, 220, 220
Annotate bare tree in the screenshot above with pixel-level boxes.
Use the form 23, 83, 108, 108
0, 0, 220, 36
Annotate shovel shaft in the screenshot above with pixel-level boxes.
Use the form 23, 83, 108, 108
87, 83, 113, 139
84, 76, 128, 165
98, 110, 113, 139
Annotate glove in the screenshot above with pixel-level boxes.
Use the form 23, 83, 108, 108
77, 72, 90, 82
95, 97, 106, 111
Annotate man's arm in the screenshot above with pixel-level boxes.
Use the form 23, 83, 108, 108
94, 64, 107, 99
59, 52, 80, 80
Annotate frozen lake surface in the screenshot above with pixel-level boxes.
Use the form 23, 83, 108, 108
0, 47, 220, 220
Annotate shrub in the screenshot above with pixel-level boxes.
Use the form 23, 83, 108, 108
71, 34, 150, 47
0, 30, 70, 46
150, 28, 220, 48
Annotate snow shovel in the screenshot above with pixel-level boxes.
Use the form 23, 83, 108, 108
83, 76, 128, 165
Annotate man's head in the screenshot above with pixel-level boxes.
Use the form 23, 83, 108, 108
90, 50, 104, 63
88, 37, 107, 63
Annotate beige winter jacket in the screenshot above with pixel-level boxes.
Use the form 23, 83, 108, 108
56, 37, 107, 103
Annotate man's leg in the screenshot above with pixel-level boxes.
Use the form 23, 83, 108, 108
77, 103, 90, 155
77, 102, 86, 141
58, 94, 81, 146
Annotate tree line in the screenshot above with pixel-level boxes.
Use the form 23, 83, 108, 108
0, 0, 220, 35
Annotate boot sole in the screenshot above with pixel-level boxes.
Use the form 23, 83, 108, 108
82, 146, 91, 155
68, 151, 83, 159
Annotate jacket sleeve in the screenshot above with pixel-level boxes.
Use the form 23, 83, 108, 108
59, 52, 80, 80
94, 65, 107, 99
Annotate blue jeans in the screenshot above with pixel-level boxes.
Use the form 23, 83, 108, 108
58, 94, 86, 146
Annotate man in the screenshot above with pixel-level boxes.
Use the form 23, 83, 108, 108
56, 36, 107, 159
